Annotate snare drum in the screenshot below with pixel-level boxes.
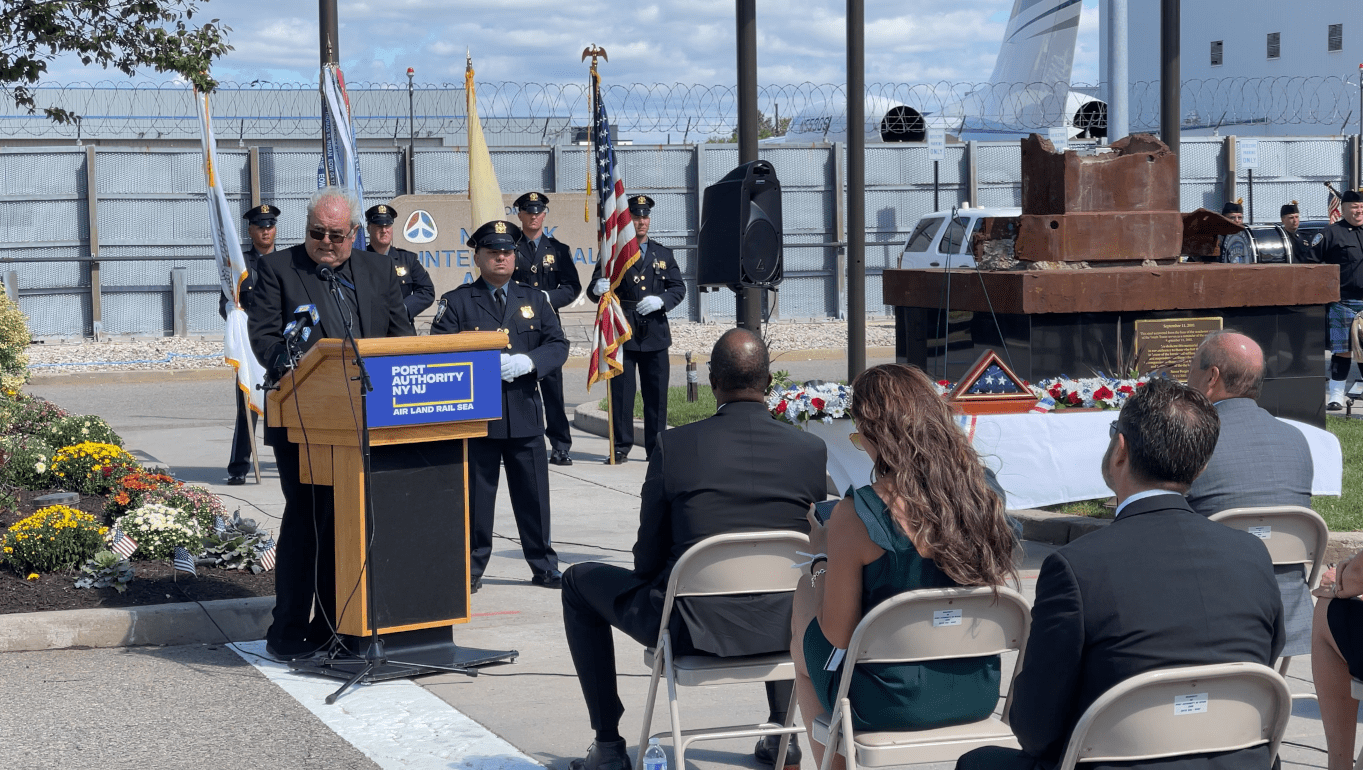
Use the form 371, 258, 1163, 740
1221, 226, 1291, 264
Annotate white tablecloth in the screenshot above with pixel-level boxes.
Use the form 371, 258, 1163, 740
806, 412, 1342, 510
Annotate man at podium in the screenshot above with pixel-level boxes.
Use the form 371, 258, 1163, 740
248, 186, 416, 660
432, 220, 569, 592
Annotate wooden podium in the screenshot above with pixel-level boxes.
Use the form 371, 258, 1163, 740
267, 331, 515, 691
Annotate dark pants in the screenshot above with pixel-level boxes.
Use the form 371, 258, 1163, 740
228, 385, 258, 478
265, 440, 337, 650
562, 562, 792, 735
608, 348, 669, 458
468, 434, 558, 578
541, 366, 572, 453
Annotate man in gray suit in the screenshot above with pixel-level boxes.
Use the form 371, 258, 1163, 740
1186, 330, 1315, 657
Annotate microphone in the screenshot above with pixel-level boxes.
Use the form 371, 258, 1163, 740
267, 303, 319, 381
318, 266, 336, 281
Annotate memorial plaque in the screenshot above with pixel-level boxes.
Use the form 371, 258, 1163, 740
1134, 317, 1223, 381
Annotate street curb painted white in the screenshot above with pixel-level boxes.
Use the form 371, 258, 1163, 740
0, 595, 273, 652
232, 641, 544, 770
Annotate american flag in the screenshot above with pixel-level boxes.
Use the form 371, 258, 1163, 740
586, 67, 640, 391
967, 364, 1024, 395
256, 537, 277, 572
1329, 182, 1343, 224
172, 546, 197, 576
107, 527, 138, 560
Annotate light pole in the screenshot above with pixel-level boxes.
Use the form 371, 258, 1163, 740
407, 67, 416, 194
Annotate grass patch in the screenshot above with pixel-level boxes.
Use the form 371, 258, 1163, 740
1316, 416, 1363, 532
1041, 499, 1115, 519
597, 385, 718, 428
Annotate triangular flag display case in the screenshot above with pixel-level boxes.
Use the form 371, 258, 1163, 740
947, 350, 1039, 415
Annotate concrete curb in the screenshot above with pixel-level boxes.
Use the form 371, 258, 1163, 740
28, 367, 233, 385
0, 595, 273, 653
571, 403, 644, 439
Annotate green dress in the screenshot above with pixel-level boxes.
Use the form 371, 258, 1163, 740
803, 485, 1001, 732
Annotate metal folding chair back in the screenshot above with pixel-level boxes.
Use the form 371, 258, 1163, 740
814, 586, 1032, 770
637, 530, 810, 770
1056, 663, 1291, 770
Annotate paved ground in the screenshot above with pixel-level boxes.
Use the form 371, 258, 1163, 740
3, 355, 1341, 769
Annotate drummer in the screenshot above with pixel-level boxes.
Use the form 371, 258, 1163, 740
1217, 200, 1246, 262
1280, 202, 1315, 263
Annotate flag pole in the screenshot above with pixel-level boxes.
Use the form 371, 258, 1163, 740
245, 399, 262, 483
587, 51, 616, 466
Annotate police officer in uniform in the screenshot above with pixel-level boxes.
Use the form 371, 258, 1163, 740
431, 220, 568, 591
222, 204, 280, 485
1280, 202, 1314, 263
586, 195, 685, 463
366, 203, 435, 321
514, 191, 582, 466
1314, 189, 1363, 408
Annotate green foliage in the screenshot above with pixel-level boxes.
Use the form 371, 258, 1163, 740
0, 1, 233, 123
707, 112, 793, 143
75, 551, 136, 592
598, 386, 718, 428
2, 505, 108, 574
2, 395, 68, 437
50, 441, 140, 495
0, 434, 55, 490
0, 488, 16, 517
40, 414, 122, 451
202, 520, 272, 573
114, 502, 202, 560
771, 369, 793, 390
0, 284, 29, 392
1316, 416, 1363, 531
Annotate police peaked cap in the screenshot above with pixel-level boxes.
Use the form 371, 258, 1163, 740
628, 195, 655, 216
244, 204, 281, 227
514, 192, 549, 213
365, 204, 397, 226
468, 220, 523, 250
1280, 202, 1299, 216
1344, 190, 1363, 204
1221, 201, 1243, 215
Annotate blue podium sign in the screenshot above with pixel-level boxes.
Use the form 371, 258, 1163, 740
366, 350, 503, 428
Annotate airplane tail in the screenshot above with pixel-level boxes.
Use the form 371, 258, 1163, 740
965, 0, 1083, 133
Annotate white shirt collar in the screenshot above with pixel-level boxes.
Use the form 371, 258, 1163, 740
1114, 488, 1175, 519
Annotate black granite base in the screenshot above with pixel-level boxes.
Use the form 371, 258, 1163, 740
894, 304, 1327, 427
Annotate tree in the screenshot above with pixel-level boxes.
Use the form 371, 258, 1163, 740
1, 0, 232, 123
707, 111, 792, 143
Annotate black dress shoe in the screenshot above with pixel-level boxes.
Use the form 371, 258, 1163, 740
602, 452, 629, 464
569, 739, 631, 770
471, 576, 483, 593
531, 569, 563, 588
754, 734, 802, 769
227, 475, 246, 486
549, 450, 573, 466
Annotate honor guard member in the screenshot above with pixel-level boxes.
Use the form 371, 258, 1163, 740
514, 191, 582, 466
1280, 202, 1315, 263
366, 204, 435, 321
586, 195, 685, 463
1221, 199, 1245, 226
221, 204, 279, 485
1314, 189, 1363, 408
431, 220, 568, 591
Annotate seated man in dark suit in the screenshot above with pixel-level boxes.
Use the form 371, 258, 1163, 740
562, 328, 827, 770
1186, 330, 1315, 660
958, 377, 1284, 770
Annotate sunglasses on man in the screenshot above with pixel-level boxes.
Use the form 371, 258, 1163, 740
307, 226, 355, 244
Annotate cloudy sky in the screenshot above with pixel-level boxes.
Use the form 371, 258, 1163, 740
38, 0, 1102, 88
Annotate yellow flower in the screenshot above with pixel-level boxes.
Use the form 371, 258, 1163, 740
25, 573, 38, 581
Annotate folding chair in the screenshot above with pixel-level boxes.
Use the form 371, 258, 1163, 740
813, 586, 1032, 770
637, 530, 810, 770
1210, 505, 1328, 699
1056, 662, 1292, 770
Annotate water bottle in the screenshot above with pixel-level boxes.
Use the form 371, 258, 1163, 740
643, 737, 667, 770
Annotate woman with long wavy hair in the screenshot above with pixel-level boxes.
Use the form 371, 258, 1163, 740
791, 363, 1018, 770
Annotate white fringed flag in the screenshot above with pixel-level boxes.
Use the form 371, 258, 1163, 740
466, 52, 504, 233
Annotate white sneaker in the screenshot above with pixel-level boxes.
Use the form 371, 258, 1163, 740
1327, 379, 1347, 410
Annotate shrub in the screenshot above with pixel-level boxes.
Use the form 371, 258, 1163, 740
104, 470, 182, 520
0, 283, 30, 393
0, 434, 55, 490
41, 414, 122, 450
203, 523, 274, 573
3, 396, 67, 437
144, 484, 226, 532
114, 503, 203, 560
1, 505, 108, 574
74, 551, 136, 592
51, 441, 140, 495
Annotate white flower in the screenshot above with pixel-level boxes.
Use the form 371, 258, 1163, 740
34, 462, 45, 474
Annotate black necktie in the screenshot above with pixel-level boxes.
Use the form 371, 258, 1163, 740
495, 287, 506, 314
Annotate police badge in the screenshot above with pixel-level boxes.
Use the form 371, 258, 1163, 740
655, 260, 666, 269
544, 255, 555, 265
1313, 232, 1325, 247
395, 266, 408, 277
520, 305, 534, 319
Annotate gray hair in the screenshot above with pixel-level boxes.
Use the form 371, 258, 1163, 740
307, 186, 363, 227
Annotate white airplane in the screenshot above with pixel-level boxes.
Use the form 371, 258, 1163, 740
775, 0, 1106, 144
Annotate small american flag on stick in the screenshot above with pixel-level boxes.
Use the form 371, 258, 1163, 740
107, 527, 138, 560
256, 538, 277, 572
172, 546, 197, 577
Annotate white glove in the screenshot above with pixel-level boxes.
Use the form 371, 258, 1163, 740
542, 290, 553, 305
636, 295, 664, 314
500, 353, 534, 381
593, 278, 610, 295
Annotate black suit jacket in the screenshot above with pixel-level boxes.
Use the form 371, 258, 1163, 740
1008, 493, 1284, 770
586, 240, 685, 352
247, 244, 416, 445
428, 279, 568, 439
612, 400, 827, 654
515, 234, 582, 310
367, 245, 434, 319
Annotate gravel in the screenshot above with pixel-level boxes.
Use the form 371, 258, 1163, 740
24, 320, 894, 374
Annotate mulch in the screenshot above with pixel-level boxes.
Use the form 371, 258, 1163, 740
0, 488, 275, 616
